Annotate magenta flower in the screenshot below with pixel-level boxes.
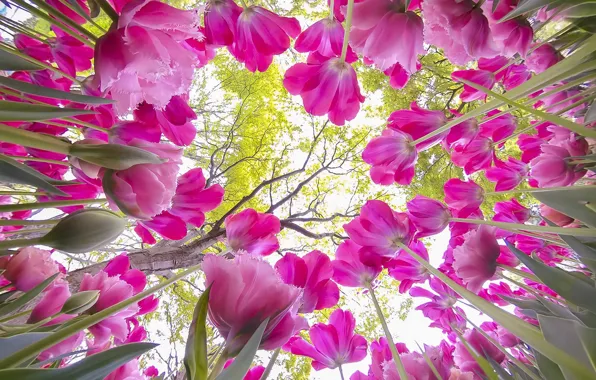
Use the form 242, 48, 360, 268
134, 96, 197, 146
104, 140, 182, 219
51, 28, 94, 77
288, 309, 367, 370
28, 280, 71, 325
331, 239, 383, 288
110, 120, 161, 145
140, 211, 188, 240
423, 0, 497, 65
452, 70, 496, 102
526, 43, 560, 73
386, 240, 430, 293
479, 110, 517, 145
486, 158, 528, 191
387, 102, 448, 151
517, 134, 545, 163
451, 136, 494, 175
493, 199, 530, 225
444, 117, 479, 150
183, 30, 217, 68
384, 62, 418, 90
454, 329, 505, 375
410, 278, 466, 334
348, 0, 424, 72
484, 0, 533, 57
223, 361, 266, 380
383, 352, 438, 379
3, 247, 60, 292
94, 0, 199, 113
540, 204, 573, 227
170, 168, 225, 227
530, 143, 587, 187
37, 183, 100, 214
344, 200, 415, 265
362, 129, 417, 185
369, 338, 409, 379
449, 207, 484, 238
453, 226, 500, 292
204, 0, 242, 46
275, 251, 340, 314
203, 254, 300, 355
15, 34, 52, 62
224, 209, 281, 256
230, 6, 300, 72
444, 178, 484, 212
284, 58, 364, 125
502, 64, 531, 90
407, 195, 451, 238
295, 18, 345, 58
46, 0, 89, 24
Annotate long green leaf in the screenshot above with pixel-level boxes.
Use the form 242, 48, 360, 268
0, 334, 51, 360
0, 274, 58, 317
575, 323, 596, 371
0, 50, 42, 71
452, 329, 500, 380
0, 155, 68, 196
0, 77, 113, 105
534, 186, 596, 228
533, 349, 565, 380
565, 2, 596, 17
507, 242, 596, 315
0, 124, 71, 155
0, 343, 157, 380
215, 318, 269, 380
545, 219, 596, 272
500, 0, 563, 21
184, 286, 211, 380
0, 101, 95, 122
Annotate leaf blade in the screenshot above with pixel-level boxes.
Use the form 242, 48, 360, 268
184, 286, 211, 380
0, 77, 113, 105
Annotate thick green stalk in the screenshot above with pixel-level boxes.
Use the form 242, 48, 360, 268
208, 350, 229, 380
260, 347, 281, 380
367, 285, 409, 379
340, 0, 354, 62
329, 0, 335, 19
0, 218, 60, 226
4, 155, 70, 166
0, 124, 71, 154
485, 185, 596, 195
338, 365, 346, 380
0, 309, 32, 324
95, 0, 120, 23
0, 262, 204, 368
449, 217, 596, 237
0, 198, 106, 213
2, 227, 52, 235
0, 237, 42, 250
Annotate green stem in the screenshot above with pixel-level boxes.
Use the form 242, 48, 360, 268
485, 185, 596, 195
3, 155, 70, 166
238, 0, 248, 7
1, 227, 52, 235
62, 118, 110, 133
0, 237, 42, 250
0, 198, 106, 213
0, 15, 51, 39
0, 309, 32, 324
338, 364, 345, 380
208, 349, 229, 380
329, 0, 335, 19
449, 217, 596, 237
497, 264, 541, 283
367, 284, 408, 379
0, 124, 72, 155
0, 219, 60, 226
0, 191, 45, 196
55, 0, 107, 32
94, 0, 120, 23
260, 347, 281, 380
0, 262, 204, 368
340, 0, 354, 62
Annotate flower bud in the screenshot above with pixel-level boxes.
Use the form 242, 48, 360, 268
68, 142, 163, 171
39, 208, 126, 253
61, 290, 100, 314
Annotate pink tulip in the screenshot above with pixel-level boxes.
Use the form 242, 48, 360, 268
450, 136, 494, 175
51, 28, 94, 77
384, 62, 418, 90
170, 168, 225, 227
484, 0, 533, 57
14, 34, 52, 62
38, 183, 100, 214
517, 134, 545, 163
444, 178, 484, 212
479, 110, 517, 145
104, 140, 182, 219
348, 0, 423, 72
137, 295, 160, 316
479, 281, 524, 307
204, 0, 243, 46
406, 195, 451, 237
486, 158, 528, 191
410, 278, 467, 335
478, 56, 509, 79
331, 239, 382, 288
453, 226, 500, 292
530, 143, 587, 187
144, 366, 159, 378
275, 251, 339, 313
501, 64, 531, 90
387, 102, 448, 151
45, 0, 89, 24
449, 369, 475, 380
454, 329, 505, 375
105, 358, 145, 380
0, 142, 27, 157
3, 247, 60, 292
444, 117, 480, 150
283, 58, 364, 125
202, 254, 301, 355
423, 0, 497, 65
452, 70, 496, 102
140, 211, 188, 240
539, 204, 573, 227
295, 18, 345, 58
182, 31, 217, 68
383, 352, 438, 379
344, 200, 415, 265
28, 280, 71, 324
493, 199, 530, 224
224, 209, 280, 256
288, 309, 367, 370
230, 6, 300, 72
110, 121, 162, 144
369, 338, 409, 379
223, 361, 266, 380
349, 371, 369, 380
362, 129, 417, 185
386, 240, 430, 293
134, 96, 197, 146
526, 44, 560, 73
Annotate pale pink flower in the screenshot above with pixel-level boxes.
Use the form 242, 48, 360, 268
3, 247, 60, 292
105, 358, 145, 380
362, 129, 417, 185
444, 179, 485, 212
284, 58, 364, 125
275, 251, 339, 314
344, 200, 415, 265
204, 0, 242, 46
295, 18, 345, 58
224, 209, 281, 256
410, 278, 467, 334
530, 143, 587, 187
230, 6, 300, 72
388, 102, 448, 151
453, 226, 500, 293
331, 239, 382, 287
386, 240, 430, 293
484, 0, 533, 57
288, 309, 368, 370
454, 329, 505, 375
104, 140, 182, 219
202, 254, 300, 355
348, 0, 424, 72
407, 196, 451, 238
526, 44, 560, 73
383, 352, 436, 380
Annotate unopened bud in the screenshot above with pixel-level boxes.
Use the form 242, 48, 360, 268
61, 290, 100, 314
69, 143, 163, 171
39, 208, 126, 253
